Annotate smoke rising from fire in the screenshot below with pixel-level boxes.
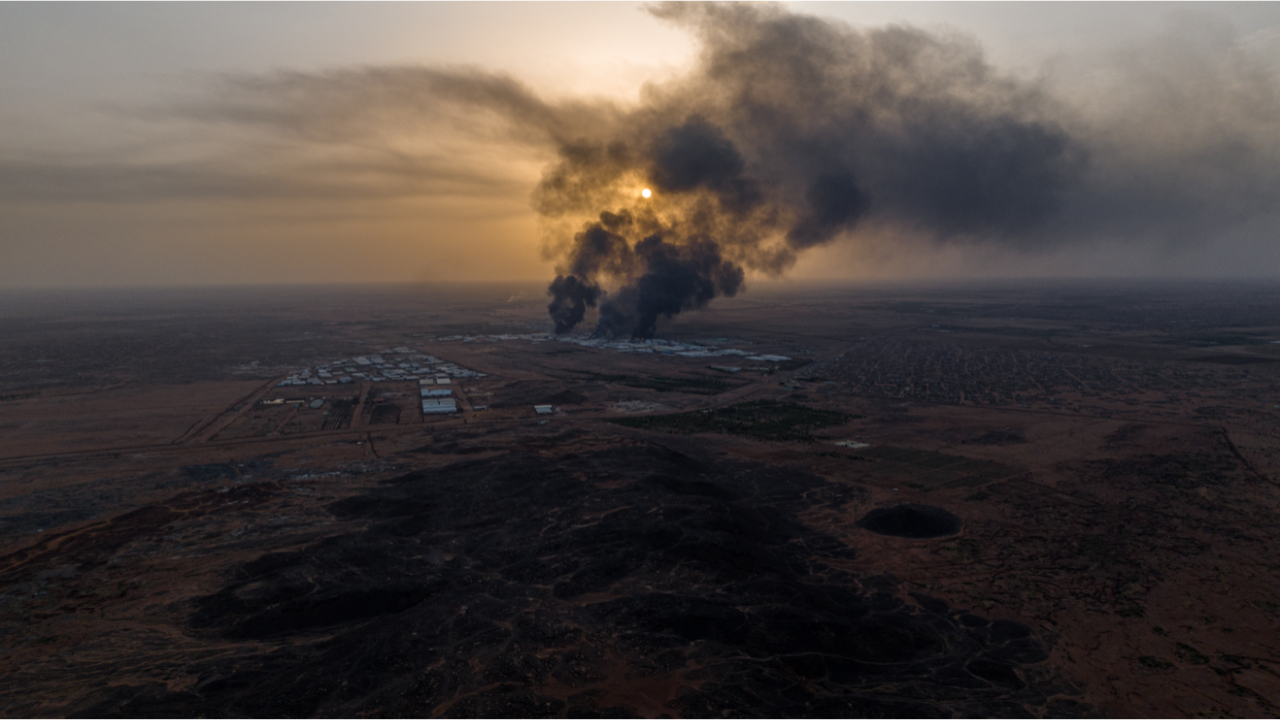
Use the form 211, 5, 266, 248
7, 3, 1277, 291
540, 3, 1089, 337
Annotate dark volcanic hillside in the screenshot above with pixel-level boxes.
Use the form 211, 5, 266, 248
82, 442, 1080, 717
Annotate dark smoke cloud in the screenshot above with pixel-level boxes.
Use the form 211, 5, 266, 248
650, 117, 763, 215
595, 235, 745, 339
788, 172, 870, 249
14, 3, 1276, 294
539, 3, 1100, 336
547, 274, 601, 335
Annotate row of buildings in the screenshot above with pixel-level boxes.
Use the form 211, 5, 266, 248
278, 349, 487, 388
273, 347, 490, 417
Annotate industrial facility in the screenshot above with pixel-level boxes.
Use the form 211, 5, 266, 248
273, 347, 487, 417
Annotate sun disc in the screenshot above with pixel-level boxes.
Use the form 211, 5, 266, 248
641, 188, 652, 198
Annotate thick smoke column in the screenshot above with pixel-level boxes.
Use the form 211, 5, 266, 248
18, 4, 1274, 290
543, 3, 1086, 337
97, 3, 1277, 302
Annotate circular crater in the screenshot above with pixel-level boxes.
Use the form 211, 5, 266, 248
857, 504, 961, 538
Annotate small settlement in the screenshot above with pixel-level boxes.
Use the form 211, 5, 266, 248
266, 335, 792, 422
278, 347, 486, 416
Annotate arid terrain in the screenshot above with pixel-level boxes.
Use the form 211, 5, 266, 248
1, 281, 1278, 718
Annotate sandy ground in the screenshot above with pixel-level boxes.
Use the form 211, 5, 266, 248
0, 282, 1277, 717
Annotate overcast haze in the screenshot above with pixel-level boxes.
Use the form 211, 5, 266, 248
2, 1, 1279, 289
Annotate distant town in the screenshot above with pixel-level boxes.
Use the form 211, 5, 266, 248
278, 347, 484, 416
276, 336, 792, 418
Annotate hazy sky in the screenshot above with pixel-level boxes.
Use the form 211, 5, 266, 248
2, 2, 1279, 289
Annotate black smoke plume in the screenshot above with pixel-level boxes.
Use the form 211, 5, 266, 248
595, 235, 745, 339
544, 3, 1087, 336
547, 275, 601, 335
126, 4, 1279, 299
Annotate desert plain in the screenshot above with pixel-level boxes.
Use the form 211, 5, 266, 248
0, 280, 1278, 717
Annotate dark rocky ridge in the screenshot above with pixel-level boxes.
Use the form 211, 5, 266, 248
79, 444, 1083, 717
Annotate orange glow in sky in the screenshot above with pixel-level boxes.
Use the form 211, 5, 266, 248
1, 3, 1278, 287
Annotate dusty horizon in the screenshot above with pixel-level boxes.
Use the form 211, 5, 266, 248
3, 2, 1279, 292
